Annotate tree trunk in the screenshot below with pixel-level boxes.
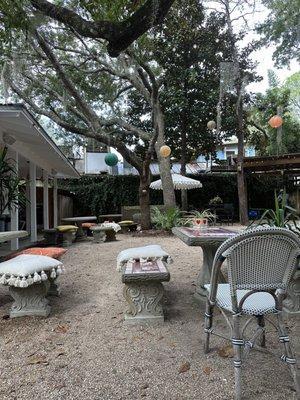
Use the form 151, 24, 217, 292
153, 101, 176, 208
180, 153, 188, 211
139, 168, 151, 230
180, 112, 188, 211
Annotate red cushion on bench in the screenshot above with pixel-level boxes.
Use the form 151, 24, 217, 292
7, 247, 67, 260
82, 222, 97, 229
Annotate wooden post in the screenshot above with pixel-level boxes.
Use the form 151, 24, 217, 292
29, 162, 37, 242
43, 170, 49, 229
53, 177, 58, 228
10, 150, 19, 251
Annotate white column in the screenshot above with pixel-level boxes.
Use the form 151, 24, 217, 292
26, 181, 31, 233
53, 177, 58, 228
43, 170, 49, 229
29, 162, 37, 242
10, 151, 19, 250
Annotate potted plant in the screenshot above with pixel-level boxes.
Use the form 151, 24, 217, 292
0, 147, 27, 231
189, 209, 215, 230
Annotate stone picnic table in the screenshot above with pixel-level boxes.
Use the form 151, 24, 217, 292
0, 230, 28, 243
172, 226, 238, 301
61, 216, 97, 240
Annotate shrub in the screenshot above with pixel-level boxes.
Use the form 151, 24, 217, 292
151, 207, 183, 231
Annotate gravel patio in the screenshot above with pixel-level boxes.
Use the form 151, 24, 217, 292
0, 234, 299, 400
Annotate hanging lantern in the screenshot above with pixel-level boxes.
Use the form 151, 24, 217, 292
105, 153, 118, 166
268, 115, 283, 129
207, 120, 216, 130
159, 145, 171, 158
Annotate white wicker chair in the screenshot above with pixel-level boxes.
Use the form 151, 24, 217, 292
203, 227, 300, 400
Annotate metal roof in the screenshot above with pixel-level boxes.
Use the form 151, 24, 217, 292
0, 104, 80, 178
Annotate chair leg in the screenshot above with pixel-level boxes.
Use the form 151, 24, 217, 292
232, 314, 243, 400
204, 299, 214, 354
256, 315, 266, 347
276, 311, 300, 398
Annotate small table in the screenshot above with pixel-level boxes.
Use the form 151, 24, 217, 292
61, 216, 97, 240
99, 214, 122, 222
122, 259, 170, 324
172, 227, 237, 301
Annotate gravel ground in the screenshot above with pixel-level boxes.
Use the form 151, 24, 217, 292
0, 234, 299, 400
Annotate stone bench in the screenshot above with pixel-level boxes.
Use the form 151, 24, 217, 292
56, 225, 78, 247
119, 221, 138, 233
0, 254, 64, 318
122, 259, 170, 324
91, 223, 121, 243
43, 228, 59, 245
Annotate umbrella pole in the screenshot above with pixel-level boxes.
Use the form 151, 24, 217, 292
181, 189, 188, 211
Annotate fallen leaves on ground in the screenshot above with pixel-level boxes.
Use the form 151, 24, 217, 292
203, 366, 213, 375
27, 354, 49, 365
217, 344, 234, 358
179, 361, 190, 373
54, 325, 69, 334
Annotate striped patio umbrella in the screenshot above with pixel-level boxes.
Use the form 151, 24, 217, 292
150, 173, 202, 190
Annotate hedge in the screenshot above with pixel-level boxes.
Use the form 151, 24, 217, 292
59, 174, 291, 217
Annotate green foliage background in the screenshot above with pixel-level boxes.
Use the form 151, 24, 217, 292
60, 174, 292, 217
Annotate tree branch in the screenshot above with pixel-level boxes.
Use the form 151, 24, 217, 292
30, 0, 175, 56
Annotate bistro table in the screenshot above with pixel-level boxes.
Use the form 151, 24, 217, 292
61, 216, 97, 240
172, 226, 238, 301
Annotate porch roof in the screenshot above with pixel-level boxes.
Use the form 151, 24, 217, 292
0, 104, 80, 178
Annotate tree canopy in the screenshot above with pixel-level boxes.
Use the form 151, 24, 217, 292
249, 74, 300, 155
257, 0, 300, 66
0, 0, 175, 56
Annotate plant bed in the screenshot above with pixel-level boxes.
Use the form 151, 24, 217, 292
131, 229, 173, 237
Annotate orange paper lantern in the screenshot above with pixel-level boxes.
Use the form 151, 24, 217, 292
268, 115, 283, 128
159, 145, 171, 158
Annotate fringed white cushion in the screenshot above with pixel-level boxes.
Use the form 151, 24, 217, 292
0, 254, 64, 288
117, 245, 172, 271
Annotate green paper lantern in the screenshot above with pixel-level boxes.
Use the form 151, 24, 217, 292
105, 153, 118, 166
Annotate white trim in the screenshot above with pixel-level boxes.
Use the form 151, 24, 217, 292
29, 162, 37, 242
10, 150, 19, 251
53, 178, 58, 228
43, 170, 49, 229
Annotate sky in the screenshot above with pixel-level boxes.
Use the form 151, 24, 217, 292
206, 0, 299, 94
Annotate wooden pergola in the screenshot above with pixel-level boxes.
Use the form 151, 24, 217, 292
211, 153, 300, 177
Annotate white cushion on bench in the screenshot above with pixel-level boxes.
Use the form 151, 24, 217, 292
117, 245, 172, 271
0, 254, 63, 288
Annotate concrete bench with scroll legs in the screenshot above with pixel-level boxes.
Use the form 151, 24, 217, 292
0, 254, 64, 318
122, 259, 170, 324
6, 247, 67, 297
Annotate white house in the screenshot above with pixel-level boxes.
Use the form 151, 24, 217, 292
0, 104, 80, 251
197, 136, 256, 163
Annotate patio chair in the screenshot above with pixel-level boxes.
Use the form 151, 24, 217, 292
203, 227, 300, 400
